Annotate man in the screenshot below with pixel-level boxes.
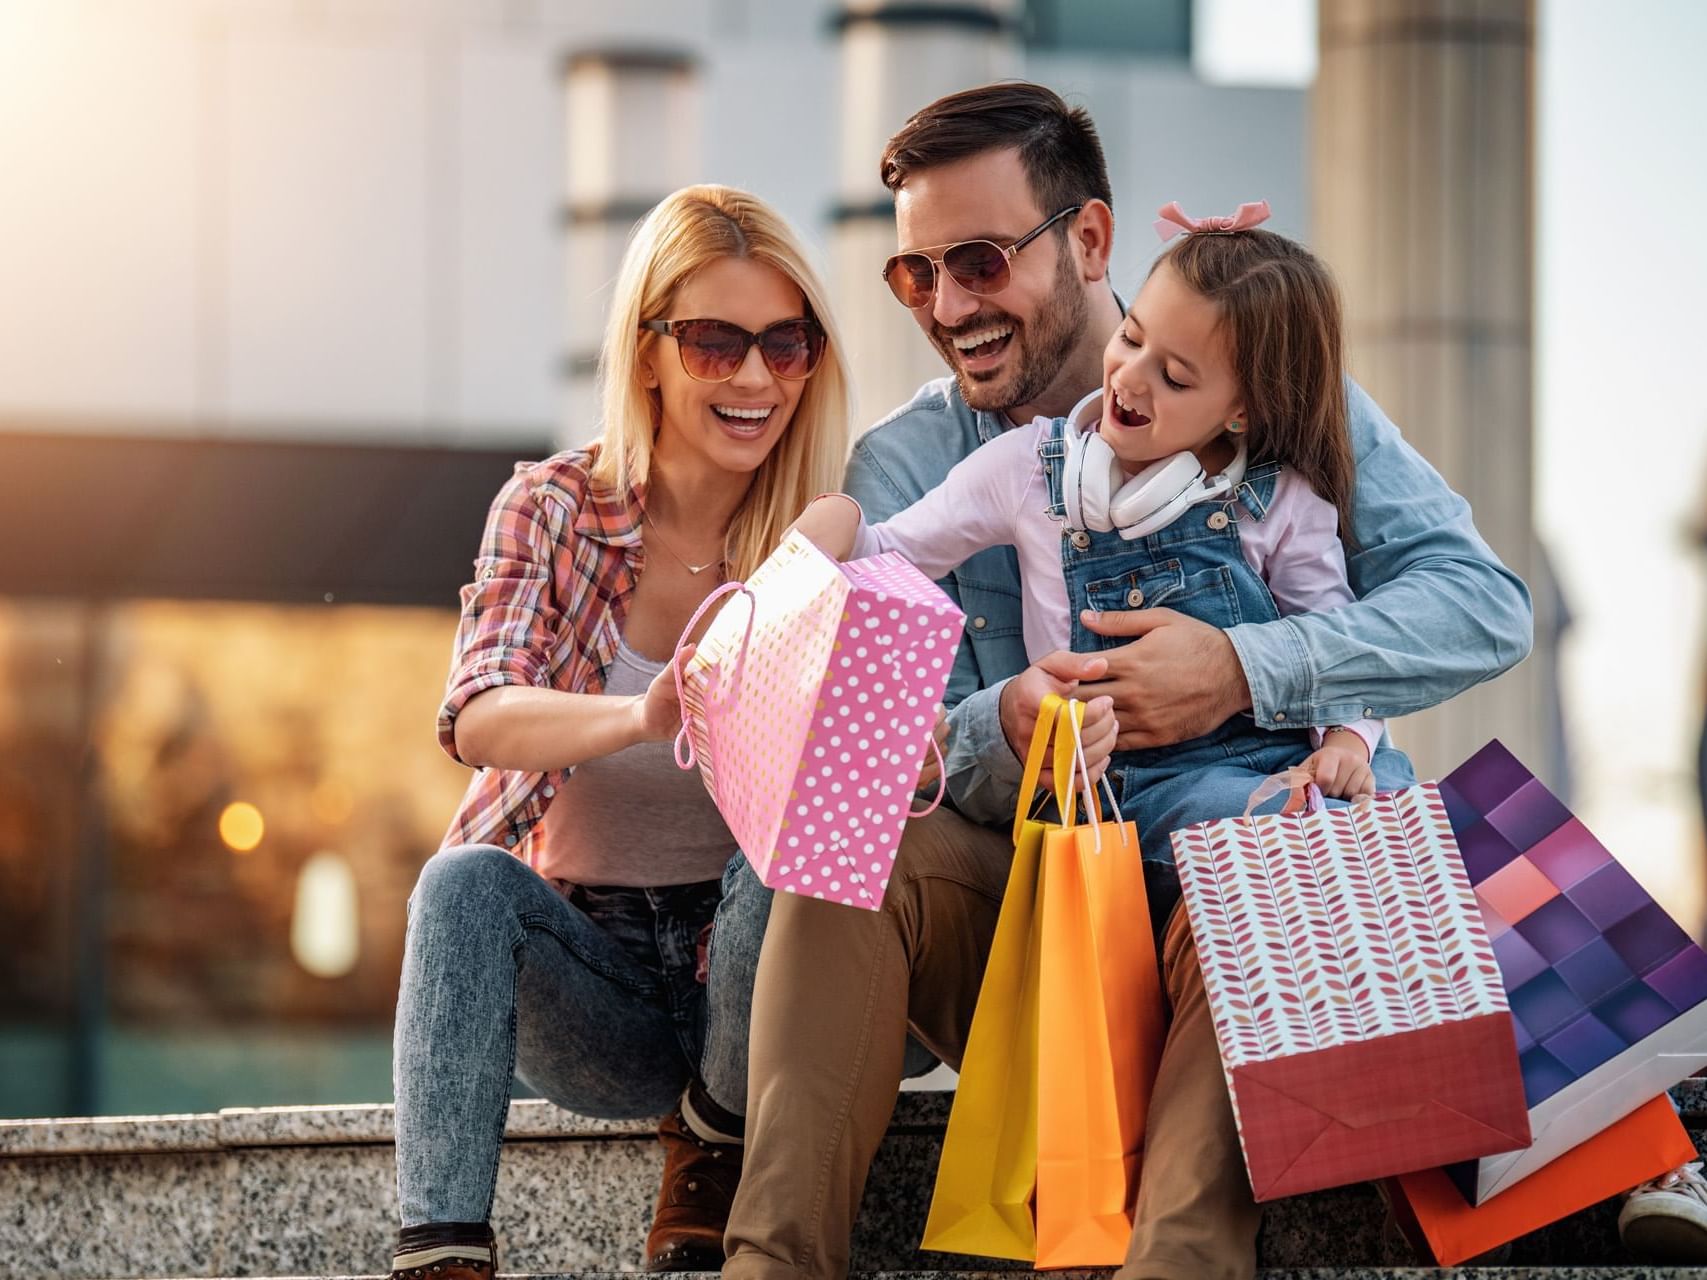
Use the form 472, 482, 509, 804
722, 83, 1532, 1280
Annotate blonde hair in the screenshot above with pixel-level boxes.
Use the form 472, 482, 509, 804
592, 184, 853, 580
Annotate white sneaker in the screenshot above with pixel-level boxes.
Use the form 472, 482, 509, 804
1619, 1161, 1707, 1262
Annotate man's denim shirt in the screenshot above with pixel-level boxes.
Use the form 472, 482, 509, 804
843, 375, 1535, 827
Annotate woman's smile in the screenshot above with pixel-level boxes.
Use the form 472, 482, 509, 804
709, 402, 777, 437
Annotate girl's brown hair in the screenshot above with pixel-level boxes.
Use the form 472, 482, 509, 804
1154, 229, 1357, 544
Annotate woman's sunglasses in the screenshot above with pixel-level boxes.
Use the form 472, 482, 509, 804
880, 205, 1083, 310
641, 316, 826, 383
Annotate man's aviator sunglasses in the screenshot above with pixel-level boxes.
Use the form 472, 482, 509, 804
641, 317, 826, 383
881, 205, 1083, 310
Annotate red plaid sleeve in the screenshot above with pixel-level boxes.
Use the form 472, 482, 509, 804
436, 465, 565, 764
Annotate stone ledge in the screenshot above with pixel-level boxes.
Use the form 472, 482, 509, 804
0, 1091, 957, 1157
107, 1269, 1707, 1280
8, 1081, 1700, 1159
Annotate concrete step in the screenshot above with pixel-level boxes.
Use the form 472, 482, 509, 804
9, 1085, 1707, 1280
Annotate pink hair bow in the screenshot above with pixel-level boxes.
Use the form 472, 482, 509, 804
1153, 199, 1271, 242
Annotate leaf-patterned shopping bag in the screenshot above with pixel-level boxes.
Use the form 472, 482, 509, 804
1172, 783, 1532, 1200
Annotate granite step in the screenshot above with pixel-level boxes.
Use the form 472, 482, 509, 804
83, 1272, 1707, 1280
9, 1085, 1707, 1280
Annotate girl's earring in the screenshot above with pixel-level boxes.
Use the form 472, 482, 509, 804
1227, 420, 1245, 435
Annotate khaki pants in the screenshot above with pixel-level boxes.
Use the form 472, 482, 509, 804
723, 807, 1260, 1280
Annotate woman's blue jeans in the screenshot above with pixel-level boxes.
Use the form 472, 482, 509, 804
391, 844, 769, 1226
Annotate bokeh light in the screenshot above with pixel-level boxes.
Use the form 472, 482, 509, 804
218, 801, 264, 853
290, 851, 360, 979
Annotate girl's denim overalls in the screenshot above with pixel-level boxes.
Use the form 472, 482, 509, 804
1036, 418, 1417, 932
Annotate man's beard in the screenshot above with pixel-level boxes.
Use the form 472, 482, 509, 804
929, 248, 1089, 416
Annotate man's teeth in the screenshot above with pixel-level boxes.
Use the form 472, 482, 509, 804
714, 405, 771, 421
953, 325, 1014, 352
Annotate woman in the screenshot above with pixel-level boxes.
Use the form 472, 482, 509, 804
389, 185, 851, 1280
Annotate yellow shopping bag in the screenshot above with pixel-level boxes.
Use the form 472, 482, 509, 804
918, 692, 1060, 1259
923, 697, 1165, 1267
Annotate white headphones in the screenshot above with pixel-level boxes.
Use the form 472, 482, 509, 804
1059, 391, 1247, 541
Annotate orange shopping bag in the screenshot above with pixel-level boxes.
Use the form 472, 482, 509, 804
1387, 1094, 1696, 1265
1034, 699, 1167, 1266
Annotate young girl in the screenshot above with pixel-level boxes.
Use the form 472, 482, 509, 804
795, 200, 1416, 919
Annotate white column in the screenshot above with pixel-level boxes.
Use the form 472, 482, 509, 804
560, 49, 699, 449
829, 1, 1020, 428
1312, 0, 1554, 782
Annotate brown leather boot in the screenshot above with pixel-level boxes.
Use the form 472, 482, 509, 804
644, 1106, 742, 1271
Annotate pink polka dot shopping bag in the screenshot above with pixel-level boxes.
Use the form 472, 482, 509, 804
671, 530, 964, 910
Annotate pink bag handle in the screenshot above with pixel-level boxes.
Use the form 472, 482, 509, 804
671, 580, 757, 771
908, 733, 947, 818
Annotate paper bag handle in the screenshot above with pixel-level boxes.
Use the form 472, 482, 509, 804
1011, 691, 1065, 844
1051, 699, 1094, 830
1242, 767, 1324, 818
908, 734, 947, 818
671, 580, 757, 771
1052, 698, 1126, 853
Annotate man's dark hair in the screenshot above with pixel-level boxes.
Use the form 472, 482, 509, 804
879, 81, 1113, 219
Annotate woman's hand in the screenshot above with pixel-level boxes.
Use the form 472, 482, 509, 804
1300, 728, 1374, 799
913, 705, 950, 795
633, 644, 696, 744
791, 494, 861, 561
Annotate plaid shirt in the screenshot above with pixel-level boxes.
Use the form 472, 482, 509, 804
437, 446, 644, 865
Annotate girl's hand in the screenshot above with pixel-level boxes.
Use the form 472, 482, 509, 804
1300, 729, 1374, 799
791, 494, 861, 561
634, 643, 696, 743
1076, 695, 1118, 783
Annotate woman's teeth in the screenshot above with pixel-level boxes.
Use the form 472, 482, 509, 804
953, 325, 1014, 359
713, 405, 772, 429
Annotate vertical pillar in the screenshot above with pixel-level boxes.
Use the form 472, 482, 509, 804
1313, 0, 1552, 781
560, 49, 699, 449
829, 1, 1021, 426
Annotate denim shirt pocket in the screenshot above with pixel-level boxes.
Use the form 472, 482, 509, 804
956, 578, 1024, 640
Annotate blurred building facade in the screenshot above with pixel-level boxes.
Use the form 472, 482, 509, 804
1313, 0, 1552, 784
0, 0, 1551, 1120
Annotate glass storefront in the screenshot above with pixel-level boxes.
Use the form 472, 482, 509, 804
0, 599, 470, 1118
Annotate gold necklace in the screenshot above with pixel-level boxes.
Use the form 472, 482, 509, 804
639, 501, 726, 577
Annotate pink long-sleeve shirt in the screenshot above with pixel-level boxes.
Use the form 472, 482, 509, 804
851, 409, 1384, 757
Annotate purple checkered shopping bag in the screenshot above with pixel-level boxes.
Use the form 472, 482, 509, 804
1439, 740, 1707, 1203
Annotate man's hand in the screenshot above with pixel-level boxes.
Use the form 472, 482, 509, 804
998, 649, 1110, 760
1077, 607, 1252, 751
1300, 728, 1375, 800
